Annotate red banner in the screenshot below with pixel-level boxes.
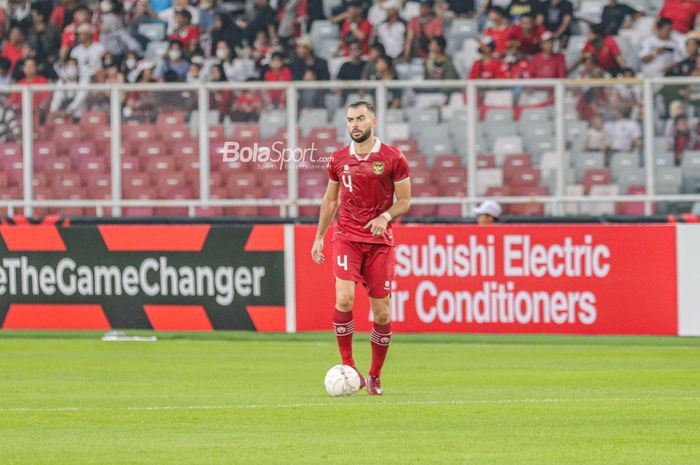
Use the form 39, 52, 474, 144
295, 225, 678, 335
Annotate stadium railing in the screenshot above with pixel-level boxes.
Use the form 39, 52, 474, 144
1, 77, 699, 218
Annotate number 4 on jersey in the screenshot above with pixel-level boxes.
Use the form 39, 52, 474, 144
341, 174, 353, 192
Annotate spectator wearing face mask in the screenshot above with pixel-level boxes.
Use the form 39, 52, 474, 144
50, 57, 87, 120
158, 40, 189, 81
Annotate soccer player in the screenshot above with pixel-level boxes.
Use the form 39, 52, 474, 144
311, 101, 411, 396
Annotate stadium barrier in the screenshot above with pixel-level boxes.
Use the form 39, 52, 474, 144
0, 219, 698, 336
3, 77, 700, 217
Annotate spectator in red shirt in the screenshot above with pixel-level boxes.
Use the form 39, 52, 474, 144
1, 26, 25, 72
657, 0, 700, 34
469, 37, 505, 79
231, 79, 264, 122
264, 52, 292, 108
404, 0, 444, 60
484, 6, 513, 56
337, 1, 372, 56
501, 47, 531, 78
169, 9, 200, 53
530, 31, 566, 78
572, 23, 628, 76
7, 57, 50, 113
50, 0, 79, 29
509, 13, 545, 56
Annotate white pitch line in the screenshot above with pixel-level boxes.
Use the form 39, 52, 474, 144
1, 397, 699, 414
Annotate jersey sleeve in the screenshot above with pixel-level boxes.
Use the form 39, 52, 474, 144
327, 156, 339, 182
392, 151, 410, 183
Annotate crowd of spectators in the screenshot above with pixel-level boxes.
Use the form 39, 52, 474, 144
0, 0, 699, 161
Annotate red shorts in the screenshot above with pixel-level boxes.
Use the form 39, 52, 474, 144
332, 237, 395, 298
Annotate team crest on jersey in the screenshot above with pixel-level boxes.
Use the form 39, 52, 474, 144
343, 164, 350, 173
372, 162, 384, 175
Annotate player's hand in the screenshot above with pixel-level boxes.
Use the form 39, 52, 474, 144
364, 216, 389, 237
311, 238, 325, 264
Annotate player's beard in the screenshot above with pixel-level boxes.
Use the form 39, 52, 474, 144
350, 127, 372, 143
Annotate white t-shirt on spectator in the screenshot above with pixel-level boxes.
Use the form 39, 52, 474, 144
70, 42, 106, 82
639, 35, 683, 78
604, 118, 641, 152
376, 20, 406, 59
159, 6, 200, 34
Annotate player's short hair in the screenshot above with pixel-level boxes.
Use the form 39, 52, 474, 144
347, 101, 376, 117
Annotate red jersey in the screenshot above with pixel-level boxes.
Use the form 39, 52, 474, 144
469, 58, 505, 79
502, 58, 531, 79
658, 0, 700, 33
484, 25, 513, 54
509, 23, 546, 56
340, 19, 373, 56
263, 66, 292, 106
328, 137, 410, 246
169, 25, 200, 50
582, 36, 622, 72
530, 52, 567, 78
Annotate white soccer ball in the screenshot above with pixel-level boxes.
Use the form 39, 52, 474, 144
324, 364, 362, 397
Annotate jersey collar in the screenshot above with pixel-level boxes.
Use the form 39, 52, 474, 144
349, 137, 382, 161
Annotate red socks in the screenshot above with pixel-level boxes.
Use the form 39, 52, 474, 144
333, 311, 392, 377
333, 309, 355, 367
369, 322, 392, 377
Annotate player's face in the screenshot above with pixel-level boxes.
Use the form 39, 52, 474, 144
346, 106, 376, 143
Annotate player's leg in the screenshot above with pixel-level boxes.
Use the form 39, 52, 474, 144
364, 244, 396, 395
331, 238, 365, 384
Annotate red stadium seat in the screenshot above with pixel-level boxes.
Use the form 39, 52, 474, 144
300, 171, 327, 189
138, 141, 167, 160
477, 154, 496, 168
155, 186, 192, 216
52, 173, 82, 191
503, 153, 531, 171
0, 142, 21, 163
299, 184, 325, 217
223, 187, 263, 217
308, 127, 337, 144
509, 202, 545, 216
233, 124, 260, 141
52, 124, 81, 155
208, 125, 226, 141
69, 141, 98, 161
583, 169, 612, 194
410, 184, 439, 217
122, 173, 152, 198
485, 185, 512, 197
154, 172, 188, 198
156, 111, 185, 127
434, 171, 467, 196
260, 171, 288, 190
617, 185, 648, 215
81, 111, 108, 128
33, 141, 56, 165
405, 153, 426, 171
75, 156, 107, 176
226, 172, 258, 195
121, 155, 141, 174
0, 172, 7, 189
144, 156, 175, 173
507, 167, 541, 187
163, 125, 193, 148
433, 154, 463, 170
173, 141, 197, 159
393, 139, 418, 156
5, 158, 23, 187
85, 174, 111, 192
259, 186, 287, 217
41, 156, 72, 175
410, 168, 433, 186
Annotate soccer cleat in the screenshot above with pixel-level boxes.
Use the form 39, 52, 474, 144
350, 366, 366, 389
367, 376, 383, 395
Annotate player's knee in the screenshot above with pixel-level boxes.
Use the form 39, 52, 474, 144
336, 292, 354, 311
373, 311, 390, 325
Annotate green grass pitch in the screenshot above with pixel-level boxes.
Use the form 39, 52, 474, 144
1, 331, 699, 464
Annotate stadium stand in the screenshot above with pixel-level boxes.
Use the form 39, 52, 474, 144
1, 0, 699, 217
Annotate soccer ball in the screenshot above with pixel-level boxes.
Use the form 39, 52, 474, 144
324, 364, 362, 397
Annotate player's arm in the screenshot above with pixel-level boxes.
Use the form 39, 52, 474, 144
311, 180, 340, 264
364, 178, 411, 237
